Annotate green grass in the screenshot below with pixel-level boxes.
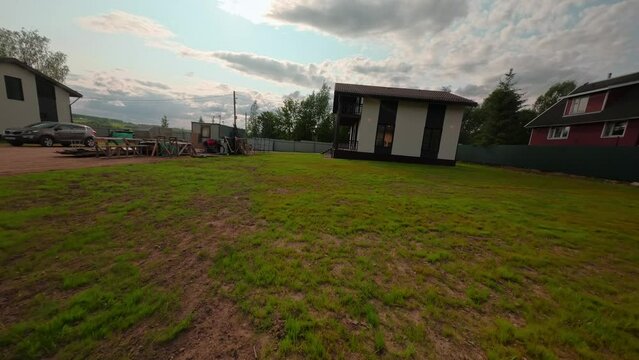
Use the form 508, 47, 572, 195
1, 153, 638, 359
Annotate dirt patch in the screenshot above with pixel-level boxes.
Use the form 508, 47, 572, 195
0, 146, 164, 176
90, 194, 273, 359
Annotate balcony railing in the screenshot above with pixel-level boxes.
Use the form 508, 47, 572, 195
340, 103, 362, 116
337, 140, 358, 151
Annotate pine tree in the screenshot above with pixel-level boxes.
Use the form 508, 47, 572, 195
160, 115, 169, 128
476, 69, 530, 145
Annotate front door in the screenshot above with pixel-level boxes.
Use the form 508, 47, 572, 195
421, 104, 446, 159
36, 76, 58, 122
375, 100, 398, 155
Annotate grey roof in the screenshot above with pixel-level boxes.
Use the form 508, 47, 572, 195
0, 57, 82, 98
569, 71, 639, 97
334, 83, 477, 106
525, 82, 639, 128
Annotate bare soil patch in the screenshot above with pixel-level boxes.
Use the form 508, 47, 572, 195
0, 146, 163, 175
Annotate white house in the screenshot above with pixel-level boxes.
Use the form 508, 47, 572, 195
332, 83, 477, 165
0, 57, 82, 130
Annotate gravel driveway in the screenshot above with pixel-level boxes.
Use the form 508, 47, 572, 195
0, 145, 164, 176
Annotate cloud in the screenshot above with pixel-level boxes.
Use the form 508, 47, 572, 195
69, 70, 282, 128
76, 1, 639, 112
268, 0, 469, 38
77, 10, 175, 39
211, 52, 327, 88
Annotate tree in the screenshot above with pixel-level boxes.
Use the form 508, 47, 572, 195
459, 107, 484, 145
247, 101, 260, 137
0, 28, 69, 82
315, 113, 335, 143
257, 111, 282, 138
533, 81, 577, 114
293, 83, 332, 141
476, 69, 531, 145
161, 115, 169, 128
198, 116, 204, 123
439, 85, 452, 93
277, 97, 299, 140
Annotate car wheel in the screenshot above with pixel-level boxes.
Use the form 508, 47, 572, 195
84, 137, 95, 147
61, 142, 71, 147
40, 136, 54, 147
8, 141, 23, 146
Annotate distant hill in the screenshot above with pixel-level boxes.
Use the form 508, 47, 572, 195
73, 114, 142, 129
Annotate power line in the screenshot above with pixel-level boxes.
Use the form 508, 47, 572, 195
81, 94, 232, 103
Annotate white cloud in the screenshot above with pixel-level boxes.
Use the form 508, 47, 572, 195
76, 1, 639, 112
77, 10, 175, 39
217, 0, 272, 23
215, 0, 639, 103
69, 70, 283, 128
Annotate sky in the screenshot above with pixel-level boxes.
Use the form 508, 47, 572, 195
2, 0, 638, 129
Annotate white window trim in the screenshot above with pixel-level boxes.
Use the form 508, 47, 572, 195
547, 126, 570, 140
600, 120, 628, 138
563, 92, 609, 117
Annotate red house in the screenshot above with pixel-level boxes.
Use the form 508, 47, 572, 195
526, 72, 639, 146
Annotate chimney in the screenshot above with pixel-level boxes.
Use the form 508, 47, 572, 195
608, 73, 612, 79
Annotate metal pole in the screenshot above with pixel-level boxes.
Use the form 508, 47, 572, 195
233, 91, 237, 128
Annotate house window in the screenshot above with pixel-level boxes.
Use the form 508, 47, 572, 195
566, 96, 588, 115
375, 124, 394, 148
547, 126, 570, 140
4, 76, 24, 101
601, 121, 627, 138
564, 92, 607, 116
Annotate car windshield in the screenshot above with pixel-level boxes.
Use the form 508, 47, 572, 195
26, 122, 57, 129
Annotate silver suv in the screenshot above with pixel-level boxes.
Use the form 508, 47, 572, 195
2, 122, 96, 147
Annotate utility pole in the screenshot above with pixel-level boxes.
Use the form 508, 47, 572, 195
233, 91, 237, 129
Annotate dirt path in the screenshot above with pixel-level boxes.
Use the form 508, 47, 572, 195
0, 145, 164, 176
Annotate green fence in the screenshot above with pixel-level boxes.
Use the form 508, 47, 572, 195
457, 145, 639, 182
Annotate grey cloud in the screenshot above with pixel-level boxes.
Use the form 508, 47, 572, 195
70, 73, 281, 128
352, 62, 412, 74
211, 52, 327, 88
268, 0, 469, 38
132, 79, 172, 90
284, 91, 303, 100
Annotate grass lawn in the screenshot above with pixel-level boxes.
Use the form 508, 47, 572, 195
1, 153, 638, 359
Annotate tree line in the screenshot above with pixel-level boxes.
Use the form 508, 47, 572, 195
247, 71, 578, 146
460, 69, 577, 145
246, 83, 336, 142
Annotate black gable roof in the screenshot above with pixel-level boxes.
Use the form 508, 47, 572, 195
333, 83, 477, 113
570, 71, 639, 96
525, 83, 639, 128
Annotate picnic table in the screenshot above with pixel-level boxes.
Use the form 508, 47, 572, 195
94, 136, 195, 158
149, 136, 196, 157
94, 137, 151, 158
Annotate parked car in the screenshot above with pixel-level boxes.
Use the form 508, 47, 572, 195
2, 122, 96, 147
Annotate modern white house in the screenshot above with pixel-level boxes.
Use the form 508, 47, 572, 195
0, 57, 82, 129
332, 83, 477, 165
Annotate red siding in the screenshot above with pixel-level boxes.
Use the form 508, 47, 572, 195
585, 92, 606, 113
529, 119, 639, 146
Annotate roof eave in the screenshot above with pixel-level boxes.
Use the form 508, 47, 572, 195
0, 57, 83, 98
